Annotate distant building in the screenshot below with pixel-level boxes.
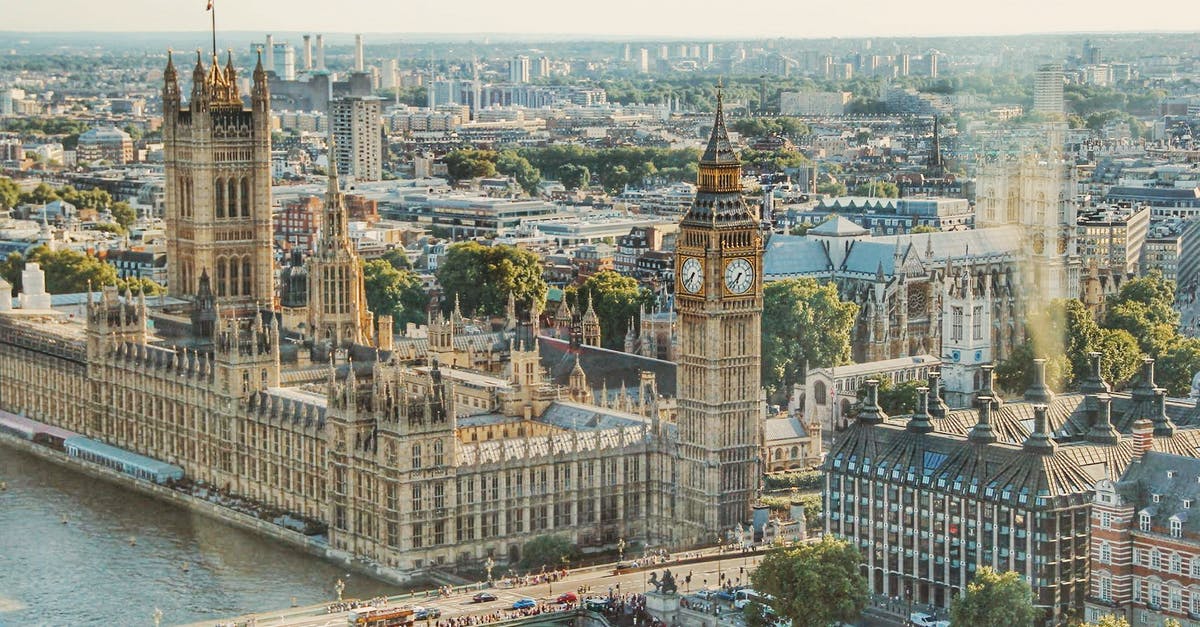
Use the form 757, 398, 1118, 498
785, 196, 974, 235
1076, 202, 1151, 283
509, 55, 530, 84
76, 126, 134, 164
779, 91, 851, 116
800, 354, 940, 433
1034, 63, 1065, 115
331, 96, 383, 182
275, 195, 322, 250
1141, 221, 1183, 283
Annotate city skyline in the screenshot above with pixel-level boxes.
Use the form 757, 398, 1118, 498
4, 0, 1200, 39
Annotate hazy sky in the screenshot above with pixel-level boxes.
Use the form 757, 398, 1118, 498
5, 0, 1200, 38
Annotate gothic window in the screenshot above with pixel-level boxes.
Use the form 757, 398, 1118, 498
216, 258, 227, 297
240, 177, 250, 216
411, 443, 421, 469
433, 440, 444, 467
228, 260, 239, 297
227, 178, 237, 219
951, 306, 963, 342
790, 446, 798, 459
907, 285, 927, 317
242, 257, 252, 297
972, 305, 984, 339
814, 381, 827, 405
411, 483, 422, 511
215, 178, 225, 218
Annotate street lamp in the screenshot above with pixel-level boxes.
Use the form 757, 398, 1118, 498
617, 537, 626, 562
486, 556, 496, 584
152, 608, 163, 627
715, 534, 722, 589
335, 578, 346, 602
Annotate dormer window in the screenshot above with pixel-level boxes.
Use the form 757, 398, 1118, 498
1168, 471, 1177, 479
1172, 519, 1183, 538
1154, 494, 1162, 503
1141, 512, 1152, 532
1186, 500, 1193, 510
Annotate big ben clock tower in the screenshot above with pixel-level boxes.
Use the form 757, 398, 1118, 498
675, 88, 764, 539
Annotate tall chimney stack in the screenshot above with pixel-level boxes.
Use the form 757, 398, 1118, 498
355, 34, 364, 72
302, 35, 312, 71
316, 34, 326, 70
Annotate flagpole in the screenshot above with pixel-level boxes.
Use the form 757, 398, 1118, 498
209, 0, 216, 61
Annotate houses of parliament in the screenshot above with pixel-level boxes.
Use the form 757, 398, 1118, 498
0, 53, 765, 576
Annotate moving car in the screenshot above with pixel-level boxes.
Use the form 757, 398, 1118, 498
556, 592, 578, 604
512, 598, 537, 610
413, 607, 441, 620
472, 592, 497, 603
584, 597, 610, 611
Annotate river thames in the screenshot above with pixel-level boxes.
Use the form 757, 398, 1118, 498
0, 445, 396, 626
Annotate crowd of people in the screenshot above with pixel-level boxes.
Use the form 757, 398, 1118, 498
325, 596, 391, 614
497, 569, 569, 588
433, 603, 565, 627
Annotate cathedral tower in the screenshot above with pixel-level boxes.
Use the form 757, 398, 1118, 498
163, 50, 274, 306
306, 138, 372, 348
675, 88, 764, 538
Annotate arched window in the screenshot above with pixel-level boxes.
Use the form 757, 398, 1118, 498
814, 381, 827, 406
216, 258, 227, 297
790, 446, 799, 459
228, 259, 239, 297
228, 178, 238, 219
411, 444, 421, 470
215, 178, 225, 218
241, 177, 251, 216
1099, 541, 1111, 564
242, 256, 252, 297
773, 449, 781, 461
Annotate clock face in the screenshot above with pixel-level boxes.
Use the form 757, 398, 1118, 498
724, 258, 754, 294
681, 257, 704, 293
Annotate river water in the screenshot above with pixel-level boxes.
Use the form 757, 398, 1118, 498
0, 445, 396, 626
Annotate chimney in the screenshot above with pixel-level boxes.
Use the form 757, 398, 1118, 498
858, 379, 887, 425
302, 35, 313, 71
928, 370, 948, 419
355, 34, 364, 72
1154, 388, 1176, 436
967, 396, 998, 444
1023, 358, 1054, 404
1131, 418, 1154, 459
1086, 396, 1120, 445
316, 35, 326, 70
978, 363, 1003, 407
1079, 351, 1111, 395
265, 34, 275, 74
1022, 404, 1058, 454
907, 386, 934, 434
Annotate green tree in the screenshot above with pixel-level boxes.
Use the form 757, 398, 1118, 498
110, 201, 137, 230
442, 149, 498, 181
117, 276, 165, 296
566, 270, 655, 351
1096, 328, 1142, 389
1077, 615, 1131, 627
1103, 271, 1179, 357
750, 537, 867, 627
518, 534, 576, 570
910, 224, 937, 234
0, 177, 19, 210
816, 181, 846, 196
762, 278, 858, 400
949, 567, 1036, 627
2, 245, 120, 294
858, 376, 924, 416
851, 181, 899, 198
558, 163, 591, 191
22, 182, 59, 205
363, 259, 430, 329
496, 150, 541, 196
994, 341, 1070, 395
435, 242, 547, 317
1158, 337, 1200, 397
789, 222, 814, 236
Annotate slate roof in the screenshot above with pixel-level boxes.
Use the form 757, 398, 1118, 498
809, 215, 870, 237
538, 335, 676, 397
536, 400, 651, 431
1117, 452, 1200, 534
765, 415, 809, 442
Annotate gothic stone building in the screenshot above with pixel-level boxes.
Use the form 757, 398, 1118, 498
0, 69, 765, 579
826, 357, 1200, 624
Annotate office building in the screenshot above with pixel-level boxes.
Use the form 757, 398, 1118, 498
779, 91, 851, 116
509, 56, 530, 84
1034, 63, 1065, 115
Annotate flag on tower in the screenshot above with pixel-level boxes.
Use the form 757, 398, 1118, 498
206, 0, 213, 10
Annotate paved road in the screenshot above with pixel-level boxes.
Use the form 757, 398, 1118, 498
182, 549, 766, 627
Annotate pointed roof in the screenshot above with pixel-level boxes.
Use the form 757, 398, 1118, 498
809, 215, 870, 237
701, 85, 739, 166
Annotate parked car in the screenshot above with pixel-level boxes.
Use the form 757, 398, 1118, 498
512, 598, 537, 610
715, 587, 742, 602
414, 607, 441, 620
694, 590, 715, 600
556, 592, 578, 604
473, 592, 497, 603
909, 612, 949, 627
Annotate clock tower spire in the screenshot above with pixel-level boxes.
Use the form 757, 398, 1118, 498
675, 85, 764, 540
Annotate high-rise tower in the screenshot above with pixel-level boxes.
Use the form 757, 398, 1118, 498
162, 50, 274, 307
675, 88, 764, 538
307, 137, 372, 348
